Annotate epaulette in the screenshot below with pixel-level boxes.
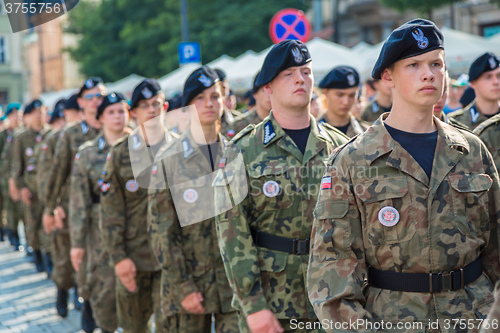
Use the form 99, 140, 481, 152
113, 134, 129, 147
319, 122, 350, 143
155, 133, 182, 161
473, 114, 500, 135
447, 108, 465, 118
326, 135, 357, 166
231, 124, 255, 143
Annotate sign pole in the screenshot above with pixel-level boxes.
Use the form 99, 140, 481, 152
180, 0, 189, 42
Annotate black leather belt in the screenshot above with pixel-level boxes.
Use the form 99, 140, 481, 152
250, 228, 309, 255
367, 256, 483, 293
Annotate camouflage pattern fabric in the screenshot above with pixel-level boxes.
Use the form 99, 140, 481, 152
0, 128, 22, 232
474, 114, 500, 171
162, 312, 239, 333
481, 281, 500, 333
35, 128, 62, 203
360, 100, 389, 123
148, 130, 236, 324
448, 100, 498, 130
69, 135, 117, 331
223, 109, 263, 139
308, 114, 500, 332
213, 111, 348, 326
317, 114, 371, 138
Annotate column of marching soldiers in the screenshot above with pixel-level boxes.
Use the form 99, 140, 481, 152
0, 19, 500, 333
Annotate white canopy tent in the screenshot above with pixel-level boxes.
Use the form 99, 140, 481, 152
105, 74, 145, 99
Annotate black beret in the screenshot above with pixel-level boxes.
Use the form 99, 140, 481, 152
459, 86, 475, 108
252, 71, 261, 93
372, 19, 444, 80
255, 40, 311, 88
96, 92, 126, 119
215, 68, 227, 81
131, 79, 162, 109
65, 93, 81, 110
24, 99, 43, 115
78, 77, 104, 97
167, 94, 183, 111
319, 66, 360, 89
49, 99, 66, 124
182, 66, 219, 107
468, 52, 500, 82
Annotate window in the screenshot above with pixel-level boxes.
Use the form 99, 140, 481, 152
0, 38, 6, 64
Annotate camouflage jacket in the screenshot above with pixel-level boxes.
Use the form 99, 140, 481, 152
148, 130, 234, 315
474, 114, 500, 171
360, 100, 391, 124
11, 126, 51, 192
223, 109, 263, 139
100, 129, 174, 272
0, 127, 16, 176
44, 121, 100, 219
448, 100, 499, 130
318, 114, 371, 138
213, 111, 349, 319
1, 127, 24, 179
308, 114, 500, 332
35, 128, 62, 204
70, 135, 111, 268
220, 108, 243, 139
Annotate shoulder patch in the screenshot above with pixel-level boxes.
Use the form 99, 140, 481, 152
326, 135, 357, 166
473, 114, 500, 135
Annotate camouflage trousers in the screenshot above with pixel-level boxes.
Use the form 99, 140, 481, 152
115, 269, 164, 333
482, 280, 500, 333
51, 230, 75, 291
87, 253, 117, 332
24, 190, 43, 251
238, 315, 324, 333
0, 178, 22, 232
163, 311, 239, 333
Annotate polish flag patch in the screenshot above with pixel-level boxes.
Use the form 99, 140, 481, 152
321, 176, 332, 190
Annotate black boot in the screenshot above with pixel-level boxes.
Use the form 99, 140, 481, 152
11, 231, 20, 251
73, 287, 82, 311
56, 288, 68, 318
0, 227, 4, 241
33, 250, 45, 272
81, 300, 97, 333
101, 330, 113, 333
44, 253, 53, 278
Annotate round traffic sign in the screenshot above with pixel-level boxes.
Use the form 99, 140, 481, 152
269, 8, 311, 44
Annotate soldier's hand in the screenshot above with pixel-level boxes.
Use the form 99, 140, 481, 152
115, 258, 137, 292
42, 214, 56, 234
54, 206, 66, 229
246, 310, 284, 333
181, 292, 205, 314
20, 187, 32, 206
70, 248, 85, 272
8, 179, 20, 202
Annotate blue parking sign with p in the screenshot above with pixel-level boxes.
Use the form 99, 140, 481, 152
178, 42, 201, 65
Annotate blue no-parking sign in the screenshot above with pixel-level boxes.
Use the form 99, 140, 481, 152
178, 42, 201, 65
269, 8, 311, 44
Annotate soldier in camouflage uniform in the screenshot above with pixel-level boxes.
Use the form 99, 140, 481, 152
70, 93, 130, 333
308, 19, 500, 333
214, 40, 348, 333
317, 66, 370, 138
223, 71, 271, 139
148, 66, 238, 332
448, 53, 500, 130
433, 71, 469, 129
43, 78, 105, 325
100, 79, 174, 333
0, 103, 23, 250
11, 100, 51, 271
360, 77, 392, 123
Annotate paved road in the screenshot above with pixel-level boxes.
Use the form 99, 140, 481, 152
0, 238, 102, 333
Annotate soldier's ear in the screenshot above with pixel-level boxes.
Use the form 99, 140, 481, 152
263, 84, 273, 95
381, 68, 395, 89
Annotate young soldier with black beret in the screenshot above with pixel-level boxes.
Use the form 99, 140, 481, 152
308, 19, 500, 332
317, 66, 370, 137
214, 40, 348, 333
448, 52, 500, 129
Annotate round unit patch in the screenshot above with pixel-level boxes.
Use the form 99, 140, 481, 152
25, 147, 34, 157
126, 180, 139, 192
183, 189, 198, 203
36, 136, 42, 143
378, 206, 400, 227
263, 180, 280, 198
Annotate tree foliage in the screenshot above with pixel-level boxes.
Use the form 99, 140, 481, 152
380, 0, 456, 18
66, 0, 307, 81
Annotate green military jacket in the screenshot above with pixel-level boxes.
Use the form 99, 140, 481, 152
0, 128, 16, 176
308, 114, 500, 332
44, 121, 100, 221
1, 127, 24, 179
11, 126, 51, 193
360, 100, 391, 123
148, 130, 234, 316
448, 100, 500, 130
223, 108, 264, 139
100, 129, 175, 272
70, 135, 112, 268
318, 114, 371, 138
36, 128, 62, 204
474, 114, 500, 171
213, 111, 348, 319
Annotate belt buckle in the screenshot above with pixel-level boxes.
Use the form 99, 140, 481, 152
440, 272, 453, 292
293, 239, 309, 255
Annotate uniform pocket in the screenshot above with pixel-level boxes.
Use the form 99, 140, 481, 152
357, 176, 416, 245
314, 200, 351, 259
247, 167, 293, 211
257, 248, 291, 315
449, 172, 492, 237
